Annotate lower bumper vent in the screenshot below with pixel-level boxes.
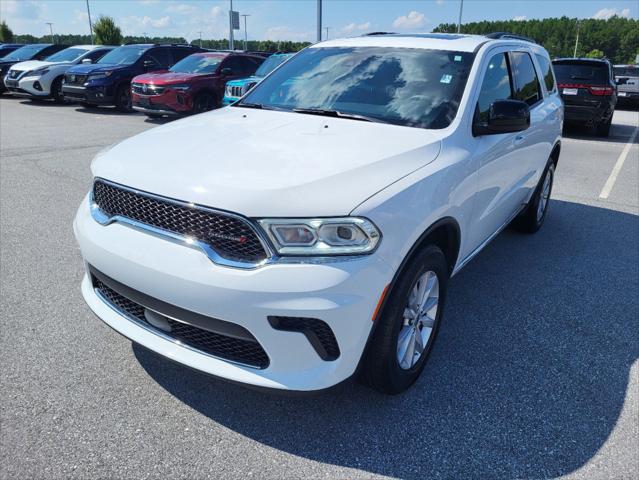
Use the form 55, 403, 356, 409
268, 316, 340, 361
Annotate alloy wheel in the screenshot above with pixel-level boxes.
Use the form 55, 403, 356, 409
536, 167, 553, 222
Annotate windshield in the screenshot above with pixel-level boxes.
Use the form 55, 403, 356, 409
98, 46, 146, 65
170, 55, 223, 74
254, 54, 292, 77
45, 48, 87, 63
614, 66, 638, 77
553, 62, 608, 84
2, 44, 48, 61
240, 47, 474, 129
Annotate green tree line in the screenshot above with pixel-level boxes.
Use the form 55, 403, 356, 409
433, 16, 638, 64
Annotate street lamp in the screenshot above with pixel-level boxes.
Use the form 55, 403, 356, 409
457, 0, 464, 33
45, 23, 54, 43
241, 14, 250, 51
317, 0, 322, 43
86, 0, 93, 44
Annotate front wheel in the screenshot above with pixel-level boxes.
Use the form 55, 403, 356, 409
512, 162, 555, 233
51, 76, 65, 103
115, 84, 132, 112
192, 93, 216, 114
360, 245, 448, 394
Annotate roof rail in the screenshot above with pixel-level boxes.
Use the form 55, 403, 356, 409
486, 32, 536, 43
363, 31, 396, 36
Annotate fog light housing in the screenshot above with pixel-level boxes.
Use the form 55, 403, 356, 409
33, 81, 42, 91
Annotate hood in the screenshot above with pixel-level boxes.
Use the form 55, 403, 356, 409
133, 71, 199, 85
8, 60, 54, 72
227, 76, 261, 87
92, 107, 443, 217
67, 63, 127, 75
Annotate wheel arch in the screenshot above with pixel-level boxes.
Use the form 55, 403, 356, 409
550, 140, 561, 166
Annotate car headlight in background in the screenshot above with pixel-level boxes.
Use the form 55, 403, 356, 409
88, 71, 113, 80
25, 67, 50, 77
258, 217, 381, 256
169, 84, 190, 91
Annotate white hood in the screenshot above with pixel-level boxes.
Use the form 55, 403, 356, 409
9, 60, 55, 72
92, 107, 443, 217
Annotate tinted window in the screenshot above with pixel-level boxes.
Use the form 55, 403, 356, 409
3, 44, 49, 61
145, 48, 171, 68
98, 46, 147, 65
222, 57, 244, 74
85, 48, 111, 62
170, 54, 224, 74
613, 66, 638, 77
510, 52, 542, 106
45, 48, 87, 62
254, 54, 291, 77
535, 54, 556, 93
241, 47, 475, 129
171, 47, 196, 64
239, 56, 262, 75
552, 61, 609, 85
477, 53, 512, 122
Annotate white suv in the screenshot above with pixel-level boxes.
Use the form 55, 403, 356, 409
74, 33, 562, 394
4, 45, 114, 102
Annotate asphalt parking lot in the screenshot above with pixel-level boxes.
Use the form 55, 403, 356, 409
1, 97, 637, 479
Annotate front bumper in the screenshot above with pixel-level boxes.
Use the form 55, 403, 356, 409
5, 76, 51, 97
562, 102, 613, 123
73, 194, 392, 391
62, 84, 114, 105
132, 91, 193, 115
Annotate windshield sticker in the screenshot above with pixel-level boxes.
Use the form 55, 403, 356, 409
454, 55, 462, 62
440, 74, 453, 84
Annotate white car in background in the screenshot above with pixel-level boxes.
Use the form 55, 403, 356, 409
4, 45, 114, 102
74, 33, 563, 394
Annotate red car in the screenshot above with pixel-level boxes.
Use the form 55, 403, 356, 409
131, 51, 265, 117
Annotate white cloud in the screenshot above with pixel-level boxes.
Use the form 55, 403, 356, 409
211, 6, 223, 17
392, 11, 426, 29
264, 26, 313, 42
592, 8, 630, 19
122, 14, 172, 32
436, 0, 445, 5
513, 15, 527, 21
166, 4, 197, 15
342, 21, 371, 34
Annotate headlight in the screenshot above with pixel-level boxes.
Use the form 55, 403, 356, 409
258, 217, 381, 256
169, 83, 190, 91
89, 71, 113, 80
25, 68, 49, 77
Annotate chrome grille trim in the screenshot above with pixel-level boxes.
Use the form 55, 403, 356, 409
90, 178, 276, 269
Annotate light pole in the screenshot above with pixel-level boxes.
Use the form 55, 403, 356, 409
142, 32, 148, 42
457, 0, 464, 33
573, 20, 580, 58
198, 31, 203, 48
86, 0, 93, 44
317, 0, 322, 43
324, 26, 330, 40
45, 22, 54, 43
242, 14, 250, 51
229, 0, 235, 50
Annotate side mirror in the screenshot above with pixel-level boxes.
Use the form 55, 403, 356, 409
82, 58, 93, 64
221, 67, 233, 76
473, 99, 530, 136
143, 59, 157, 70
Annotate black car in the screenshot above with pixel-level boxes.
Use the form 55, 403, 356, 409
553, 57, 617, 136
62, 43, 204, 111
0, 44, 69, 93
0, 44, 24, 59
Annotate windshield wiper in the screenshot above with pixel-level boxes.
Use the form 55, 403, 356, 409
236, 102, 264, 109
292, 107, 388, 124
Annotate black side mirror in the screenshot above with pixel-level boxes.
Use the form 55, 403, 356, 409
221, 67, 233, 76
473, 99, 530, 136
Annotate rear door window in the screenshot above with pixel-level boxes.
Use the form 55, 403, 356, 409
535, 54, 556, 93
552, 61, 609, 85
510, 52, 542, 106
170, 48, 195, 65
144, 48, 171, 68
477, 52, 513, 122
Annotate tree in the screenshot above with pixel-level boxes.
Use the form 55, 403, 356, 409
0, 21, 14, 42
93, 15, 122, 46
585, 49, 604, 59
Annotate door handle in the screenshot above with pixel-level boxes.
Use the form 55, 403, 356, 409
513, 134, 526, 145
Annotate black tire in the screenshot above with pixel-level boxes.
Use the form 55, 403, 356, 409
511, 161, 555, 233
360, 245, 449, 394
81, 102, 99, 108
192, 93, 216, 114
115, 84, 132, 112
51, 76, 65, 103
145, 113, 163, 118
596, 115, 612, 137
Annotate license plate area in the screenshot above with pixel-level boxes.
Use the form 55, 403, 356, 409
563, 88, 579, 96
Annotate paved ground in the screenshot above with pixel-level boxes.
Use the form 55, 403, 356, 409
1, 97, 637, 480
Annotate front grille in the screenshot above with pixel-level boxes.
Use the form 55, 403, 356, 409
268, 316, 340, 361
230, 85, 243, 97
131, 82, 165, 95
92, 179, 269, 264
65, 73, 87, 85
94, 278, 270, 368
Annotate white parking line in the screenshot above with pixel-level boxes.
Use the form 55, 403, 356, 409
599, 126, 639, 199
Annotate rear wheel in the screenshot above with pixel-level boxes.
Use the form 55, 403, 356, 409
596, 115, 612, 137
115, 84, 132, 112
192, 93, 216, 114
360, 245, 448, 394
512, 162, 555, 233
51, 76, 65, 103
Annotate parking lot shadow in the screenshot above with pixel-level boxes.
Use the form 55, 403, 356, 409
562, 121, 638, 143
134, 199, 638, 479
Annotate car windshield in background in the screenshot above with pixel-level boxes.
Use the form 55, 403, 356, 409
254, 54, 292, 77
45, 48, 86, 63
553, 62, 608, 84
613, 66, 638, 77
239, 47, 474, 129
170, 55, 223, 74
2, 44, 47, 61
98, 46, 146, 65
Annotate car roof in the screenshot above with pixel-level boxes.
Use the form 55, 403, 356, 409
313, 32, 542, 53
553, 57, 610, 64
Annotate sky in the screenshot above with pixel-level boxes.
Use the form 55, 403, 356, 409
1, 0, 638, 43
